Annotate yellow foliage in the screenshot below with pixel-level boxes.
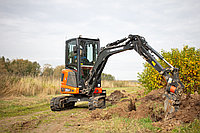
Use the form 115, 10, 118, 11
138, 45, 200, 94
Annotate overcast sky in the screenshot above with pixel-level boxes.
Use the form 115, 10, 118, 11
0, 0, 200, 80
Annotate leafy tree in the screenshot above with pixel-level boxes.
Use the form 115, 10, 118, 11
9, 59, 40, 76
0, 56, 8, 74
42, 64, 54, 77
138, 45, 200, 94
0, 56, 41, 76
30, 62, 41, 76
53, 65, 65, 79
101, 73, 115, 81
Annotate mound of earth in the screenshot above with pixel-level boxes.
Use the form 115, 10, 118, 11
91, 89, 200, 131
106, 90, 127, 104
154, 91, 200, 131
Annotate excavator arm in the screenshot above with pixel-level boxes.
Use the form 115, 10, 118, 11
84, 34, 184, 116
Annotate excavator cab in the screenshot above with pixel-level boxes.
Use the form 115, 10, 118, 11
60, 37, 101, 95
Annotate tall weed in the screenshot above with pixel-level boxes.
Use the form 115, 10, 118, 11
0, 75, 139, 97
0, 75, 60, 97
102, 80, 139, 88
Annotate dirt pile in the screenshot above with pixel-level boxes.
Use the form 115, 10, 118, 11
90, 109, 112, 120
91, 89, 200, 131
106, 90, 127, 104
174, 92, 200, 122
91, 99, 136, 119
130, 89, 165, 120
153, 91, 200, 131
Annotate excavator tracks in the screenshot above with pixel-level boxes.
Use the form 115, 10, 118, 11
50, 95, 106, 111
50, 96, 75, 111
88, 96, 106, 110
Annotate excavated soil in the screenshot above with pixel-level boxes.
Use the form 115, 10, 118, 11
106, 90, 128, 104
91, 89, 200, 131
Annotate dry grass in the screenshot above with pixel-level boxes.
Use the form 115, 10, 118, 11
101, 80, 139, 88
0, 75, 60, 97
0, 75, 140, 97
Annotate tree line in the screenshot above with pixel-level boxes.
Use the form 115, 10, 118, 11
0, 56, 115, 80
0, 56, 64, 78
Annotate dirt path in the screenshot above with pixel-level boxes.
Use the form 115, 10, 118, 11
0, 104, 91, 133
30, 107, 92, 133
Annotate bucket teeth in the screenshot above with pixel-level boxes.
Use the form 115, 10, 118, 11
163, 92, 180, 120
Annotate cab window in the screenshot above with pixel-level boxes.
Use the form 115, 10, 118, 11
80, 40, 98, 66
67, 40, 77, 68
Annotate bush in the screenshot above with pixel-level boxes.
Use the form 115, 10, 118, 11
138, 45, 200, 94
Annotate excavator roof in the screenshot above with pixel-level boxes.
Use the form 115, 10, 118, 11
66, 36, 99, 43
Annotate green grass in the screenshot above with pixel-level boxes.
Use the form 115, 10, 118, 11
138, 117, 161, 132
0, 102, 49, 118
0, 97, 50, 119
172, 119, 200, 133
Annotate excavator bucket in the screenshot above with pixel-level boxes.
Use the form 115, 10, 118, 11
163, 88, 182, 119
164, 97, 174, 114
164, 95, 176, 119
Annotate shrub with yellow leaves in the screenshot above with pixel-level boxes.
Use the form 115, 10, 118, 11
138, 45, 200, 94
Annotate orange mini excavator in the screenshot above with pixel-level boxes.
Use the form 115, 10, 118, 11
50, 34, 184, 116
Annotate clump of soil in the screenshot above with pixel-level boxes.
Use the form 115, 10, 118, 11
174, 92, 200, 122
106, 90, 127, 104
90, 109, 112, 120
108, 98, 137, 117
91, 89, 200, 131
91, 98, 136, 120
128, 98, 136, 111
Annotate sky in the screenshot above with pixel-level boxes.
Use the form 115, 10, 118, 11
0, 0, 200, 80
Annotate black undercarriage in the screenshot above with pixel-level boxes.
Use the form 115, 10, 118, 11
50, 92, 106, 111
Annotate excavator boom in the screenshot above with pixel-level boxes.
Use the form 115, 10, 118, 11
83, 35, 184, 116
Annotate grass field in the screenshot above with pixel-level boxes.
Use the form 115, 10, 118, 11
0, 86, 157, 133
0, 85, 199, 133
